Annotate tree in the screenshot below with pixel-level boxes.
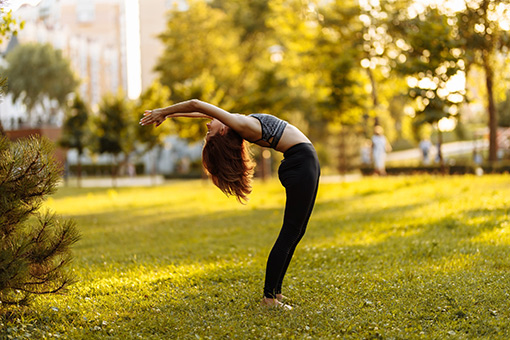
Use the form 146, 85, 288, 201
155, 1, 240, 144
93, 91, 135, 182
156, 0, 288, 176
456, 0, 510, 165
2, 42, 79, 126
59, 93, 91, 187
0, 2, 79, 307
0, 136, 80, 305
154, 0, 400, 172
389, 7, 464, 169
133, 82, 172, 176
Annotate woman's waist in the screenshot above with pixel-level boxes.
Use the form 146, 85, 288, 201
283, 142, 316, 159
275, 125, 311, 153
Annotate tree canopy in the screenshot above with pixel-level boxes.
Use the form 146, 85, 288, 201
2, 42, 79, 125
152, 0, 510, 168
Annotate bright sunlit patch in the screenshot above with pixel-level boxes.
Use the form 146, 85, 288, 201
82, 261, 238, 292
360, 58, 371, 69
445, 71, 466, 92
470, 222, 510, 245
418, 77, 437, 90
424, 253, 480, 273
407, 0, 467, 17
438, 117, 456, 132
407, 76, 418, 88
404, 105, 415, 117
494, 2, 510, 31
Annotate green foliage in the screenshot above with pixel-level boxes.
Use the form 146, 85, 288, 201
455, 0, 510, 162
133, 82, 172, 149
2, 175, 510, 338
211, 0, 271, 40
0, 7, 24, 45
155, 1, 242, 141
0, 136, 80, 306
156, 1, 240, 102
2, 43, 79, 120
94, 91, 135, 158
316, 0, 367, 124
390, 7, 464, 126
456, 0, 510, 67
153, 0, 414, 168
59, 94, 91, 155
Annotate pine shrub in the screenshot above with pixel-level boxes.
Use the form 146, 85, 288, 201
0, 136, 80, 306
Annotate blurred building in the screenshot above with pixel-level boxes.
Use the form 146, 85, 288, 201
1, 0, 199, 176
11, 0, 127, 111
139, 0, 187, 90
1, 0, 187, 126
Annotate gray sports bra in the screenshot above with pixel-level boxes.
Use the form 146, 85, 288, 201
249, 113, 288, 149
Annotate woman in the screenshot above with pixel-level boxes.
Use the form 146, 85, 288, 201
371, 125, 391, 176
139, 99, 320, 309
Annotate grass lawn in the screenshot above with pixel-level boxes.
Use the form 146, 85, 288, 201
2, 175, 510, 339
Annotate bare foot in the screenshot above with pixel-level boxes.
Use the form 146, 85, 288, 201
260, 297, 292, 310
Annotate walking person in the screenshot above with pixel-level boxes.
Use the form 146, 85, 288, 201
419, 138, 432, 165
139, 99, 320, 309
371, 125, 391, 176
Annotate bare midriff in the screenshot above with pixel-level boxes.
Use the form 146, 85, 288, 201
251, 123, 311, 153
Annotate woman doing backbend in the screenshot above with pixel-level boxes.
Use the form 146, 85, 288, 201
139, 99, 320, 309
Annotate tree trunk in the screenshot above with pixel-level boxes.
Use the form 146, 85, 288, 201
366, 67, 379, 108
483, 53, 498, 166
111, 154, 118, 188
437, 128, 445, 174
77, 152, 82, 188
0, 120, 6, 137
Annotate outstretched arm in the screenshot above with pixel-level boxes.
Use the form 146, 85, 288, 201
139, 99, 253, 132
139, 100, 213, 127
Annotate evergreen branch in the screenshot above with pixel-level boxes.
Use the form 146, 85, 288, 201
33, 214, 49, 244
0, 294, 31, 306
1, 137, 79, 306
8, 149, 41, 184
29, 257, 71, 282
15, 279, 69, 295
0, 156, 16, 187
1, 205, 40, 238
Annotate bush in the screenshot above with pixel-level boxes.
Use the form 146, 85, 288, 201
0, 136, 80, 306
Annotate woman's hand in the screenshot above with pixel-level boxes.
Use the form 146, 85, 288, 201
139, 109, 167, 127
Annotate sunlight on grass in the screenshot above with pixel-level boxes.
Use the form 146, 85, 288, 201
45, 180, 254, 217
3, 175, 510, 339
471, 221, 510, 245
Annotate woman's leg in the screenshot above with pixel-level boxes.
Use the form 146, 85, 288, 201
263, 150, 320, 299
274, 176, 320, 295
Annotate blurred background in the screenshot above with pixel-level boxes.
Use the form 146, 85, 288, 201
1, 0, 509, 186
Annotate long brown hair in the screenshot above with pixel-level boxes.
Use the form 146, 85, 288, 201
202, 128, 254, 203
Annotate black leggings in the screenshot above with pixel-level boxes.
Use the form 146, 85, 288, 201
264, 143, 320, 298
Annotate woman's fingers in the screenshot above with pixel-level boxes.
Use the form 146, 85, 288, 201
140, 109, 167, 126
140, 110, 156, 125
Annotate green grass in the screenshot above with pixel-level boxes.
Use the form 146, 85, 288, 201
2, 175, 510, 339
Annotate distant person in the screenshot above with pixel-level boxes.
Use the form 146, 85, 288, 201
419, 138, 432, 165
140, 99, 320, 310
473, 147, 483, 165
360, 139, 372, 166
371, 125, 391, 175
